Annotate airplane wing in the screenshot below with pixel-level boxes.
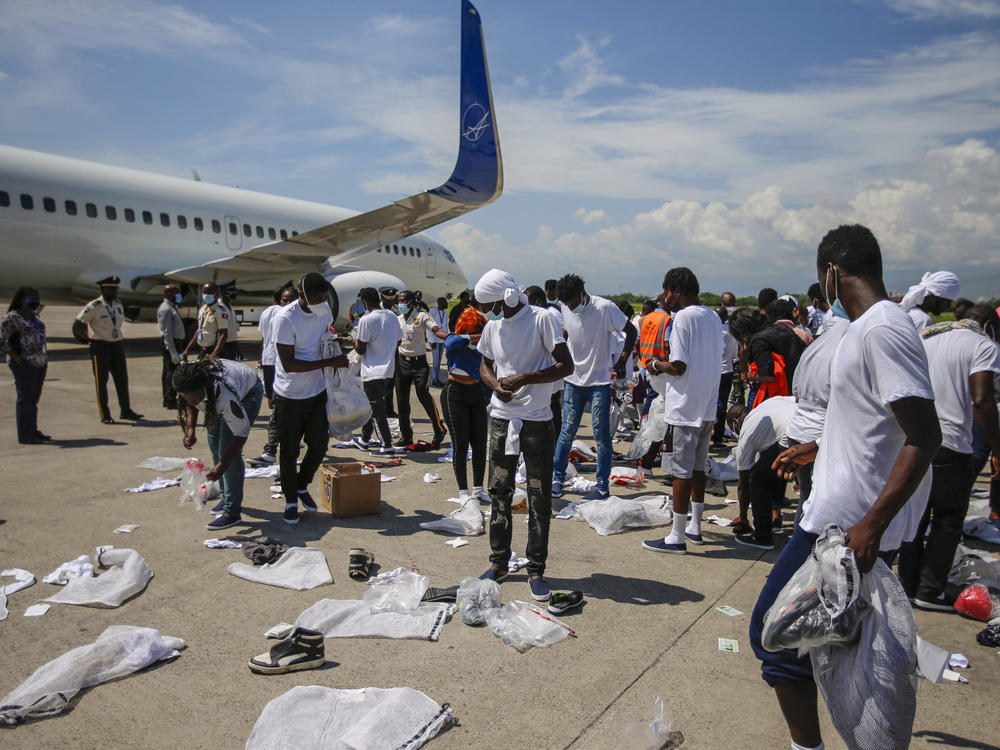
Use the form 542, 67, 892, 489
165, 0, 501, 287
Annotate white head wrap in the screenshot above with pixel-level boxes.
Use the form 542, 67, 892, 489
778, 294, 799, 310
900, 271, 961, 311
473, 268, 527, 308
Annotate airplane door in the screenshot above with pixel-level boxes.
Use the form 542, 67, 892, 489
225, 215, 242, 252
426, 248, 436, 278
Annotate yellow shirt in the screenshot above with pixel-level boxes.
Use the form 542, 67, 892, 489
77, 297, 125, 342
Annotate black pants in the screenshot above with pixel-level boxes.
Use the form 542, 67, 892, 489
89, 340, 131, 420
261, 365, 279, 457
488, 417, 555, 577
899, 448, 975, 600
395, 355, 445, 443
9, 361, 46, 442
550, 389, 563, 447
440, 380, 488, 490
361, 378, 393, 448
161, 338, 185, 408
712, 371, 734, 441
749, 442, 786, 544
274, 391, 329, 503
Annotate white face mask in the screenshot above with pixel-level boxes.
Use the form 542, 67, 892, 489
310, 301, 331, 317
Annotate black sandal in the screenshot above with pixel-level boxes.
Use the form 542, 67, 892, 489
349, 548, 374, 581
731, 520, 753, 536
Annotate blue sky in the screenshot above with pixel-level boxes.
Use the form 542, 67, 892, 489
1, 0, 998, 298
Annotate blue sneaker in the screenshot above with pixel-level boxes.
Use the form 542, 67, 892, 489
206, 513, 242, 530
529, 577, 551, 602
551, 481, 563, 498
479, 567, 508, 582
298, 490, 318, 512
581, 488, 610, 501
642, 538, 687, 555
685, 531, 704, 545
211, 499, 226, 514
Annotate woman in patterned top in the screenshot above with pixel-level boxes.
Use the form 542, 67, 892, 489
1, 286, 50, 444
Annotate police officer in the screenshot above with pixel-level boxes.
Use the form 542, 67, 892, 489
182, 283, 230, 360
72, 275, 143, 424
217, 282, 242, 360
158, 283, 187, 409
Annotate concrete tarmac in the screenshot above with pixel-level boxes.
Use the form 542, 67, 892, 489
0, 306, 998, 749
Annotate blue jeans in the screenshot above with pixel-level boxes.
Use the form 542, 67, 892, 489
207, 380, 264, 517
431, 343, 445, 384
553, 382, 612, 492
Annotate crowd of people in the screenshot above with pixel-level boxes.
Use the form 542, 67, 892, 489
2, 223, 1000, 749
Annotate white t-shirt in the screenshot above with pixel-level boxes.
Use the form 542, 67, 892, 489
545, 306, 566, 392
258, 304, 280, 366
908, 307, 932, 331
273, 301, 334, 399
661, 305, 723, 427
477, 304, 564, 421
356, 309, 402, 381
785, 318, 847, 445
560, 295, 628, 387
734, 396, 796, 471
721, 322, 738, 374
923, 328, 1000, 454
801, 301, 934, 550
198, 360, 259, 438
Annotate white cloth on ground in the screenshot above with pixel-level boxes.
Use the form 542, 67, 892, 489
0, 625, 183, 725
42, 555, 94, 584
964, 517, 1000, 544
136, 456, 188, 471
418, 497, 484, 536
246, 685, 453, 750
43, 548, 152, 608
293, 598, 453, 641
245, 464, 280, 478
23, 603, 50, 617
204, 538, 242, 549
573, 495, 673, 535
125, 477, 179, 493
228, 547, 333, 590
2, 568, 35, 595
564, 476, 597, 494
423, 472, 441, 483
899, 271, 961, 311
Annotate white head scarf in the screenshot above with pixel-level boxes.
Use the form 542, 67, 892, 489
474, 268, 527, 308
900, 271, 961, 311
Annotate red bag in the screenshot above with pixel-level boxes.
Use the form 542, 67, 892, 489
749, 353, 789, 409
955, 583, 997, 621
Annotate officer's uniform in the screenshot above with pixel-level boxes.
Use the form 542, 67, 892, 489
157, 297, 186, 408
218, 299, 240, 359
195, 301, 230, 358
395, 309, 446, 445
76, 277, 137, 422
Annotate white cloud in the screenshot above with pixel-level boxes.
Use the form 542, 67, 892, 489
574, 207, 610, 224
882, 0, 1000, 19
557, 35, 626, 98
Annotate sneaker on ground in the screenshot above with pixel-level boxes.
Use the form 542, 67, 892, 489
581, 488, 610, 501
298, 491, 318, 512
479, 567, 508, 582
642, 538, 687, 554
471, 488, 492, 504
529, 577, 551, 602
912, 594, 954, 612
684, 531, 704, 545
248, 627, 325, 674
101, 417, 115, 425
351, 436, 369, 450
206, 513, 242, 530
283, 503, 299, 525
547, 590, 584, 615
734, 534, 774, 550
255, 453, 276, 464
120, 410, 144, 420
551, 481, 563, 499
211, 499, 226, 514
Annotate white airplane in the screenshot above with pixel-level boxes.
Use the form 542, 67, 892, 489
0, 0, 501, 330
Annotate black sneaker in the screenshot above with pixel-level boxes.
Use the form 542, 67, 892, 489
206, 514, 242, 530
101, 417, 115, 425
547, 591, 584, 615
912, 594, 954, 612
248, 627, 325, 674
422, 585, 459, 602
298, 491, 318, 512
734, 533, 775, 551
120, 410, 144, 420
283, 503, 299, 525
772, 516, 783, 530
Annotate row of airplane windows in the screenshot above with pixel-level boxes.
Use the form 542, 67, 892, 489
0, 189, 300, 241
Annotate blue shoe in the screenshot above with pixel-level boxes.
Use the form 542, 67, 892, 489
211, 499, 226, 514
298, 490, 318, 512
581, 488, 610, 501
529, 577, 551, 602
479, 567, 508, 582
551, 481, 563, 498
642, 538, 687, 555
685, 531, 704, 545
206, 513, 242, 530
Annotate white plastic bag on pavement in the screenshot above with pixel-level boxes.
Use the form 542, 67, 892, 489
574, 495, 672, 536
709, 453, 739, 481
43, 555, 94, 584
419, 497, 484, 536
570, 439, 597, 461
228, 547, 333, 591
178, 458, 220, 509
293, 599, 453, 641
364, 567, 430, 614
136, 456, 189, 472
0, 569, 36, 622
484, 600, 575, 652
457, 576, 501, 626
564, 476, 597, 494
321, 335, 372, 440
620, 696, 672, 750
246, 685, 452, 750
43, 548, 152, 608
610, 466, 645, 487
627, 396, 666, 460
0, 625, 184, 725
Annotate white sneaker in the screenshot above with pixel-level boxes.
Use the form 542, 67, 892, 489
472, 487, 492, 504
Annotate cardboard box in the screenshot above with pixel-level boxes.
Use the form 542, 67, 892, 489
319, 462, 382, 518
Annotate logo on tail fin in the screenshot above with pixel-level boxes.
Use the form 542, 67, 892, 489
462, 103, 491, 142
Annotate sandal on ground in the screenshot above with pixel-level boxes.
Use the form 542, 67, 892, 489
348, 548, 374, 581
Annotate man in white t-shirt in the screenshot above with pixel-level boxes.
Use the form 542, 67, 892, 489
898, 308, 1000, 610
642, 267, 722, 553
752, 224, 941, 750
725, 396, 796, 550
429, 297, 450, 386
552, 274, 636, 501
255, 285, 298, 464
354, 287, 403, 452
474, 269, 573, 604
899, 270, 960, 331
394, 289, 447, 446
273, 273, 348, 524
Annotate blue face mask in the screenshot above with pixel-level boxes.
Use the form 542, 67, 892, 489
398, 303, 409, 316
572, 295, 588, 315
485, 306, 503, 321
174, 293, 183, 304
203, 293, 215, 304
824, 266, 850, 320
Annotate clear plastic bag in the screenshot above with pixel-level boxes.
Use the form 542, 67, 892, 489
620, 696, 672, 750
573, 495, 672, 536
456, 576, 501, 626
484, 600, 574, 652
136, 456, 188, 472
762, 524, 872, 655
419, 497, 484, 536
321, 335, 372, 440
178, 459, 219, 509
363, 567, 430, 614
626, 395, 666, 460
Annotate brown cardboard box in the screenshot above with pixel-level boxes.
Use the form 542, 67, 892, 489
319, 462, 382, 518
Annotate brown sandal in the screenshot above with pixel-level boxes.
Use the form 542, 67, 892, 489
348, 548, 374, 581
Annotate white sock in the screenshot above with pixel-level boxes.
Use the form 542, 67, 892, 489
459, 489, 470, 499
686, 501, 704, 533
473, 485, 486, 496
790, 741, 824, 750
663, 525, 686, 545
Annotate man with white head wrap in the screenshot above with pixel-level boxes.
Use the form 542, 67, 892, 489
474, 269, 574, 603
900, 271, 961, 331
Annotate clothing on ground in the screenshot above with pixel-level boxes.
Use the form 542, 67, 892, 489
43, 548, 152, 608
227, 546, 333, 590
293, 598, 453, 641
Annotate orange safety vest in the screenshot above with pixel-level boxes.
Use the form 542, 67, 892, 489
749, 353, 789, 408
637, 311, 671, 368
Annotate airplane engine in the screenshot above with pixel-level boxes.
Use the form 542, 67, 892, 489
327, 270, 406, 330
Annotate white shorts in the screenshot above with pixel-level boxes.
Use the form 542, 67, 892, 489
661, 421, 713, 479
